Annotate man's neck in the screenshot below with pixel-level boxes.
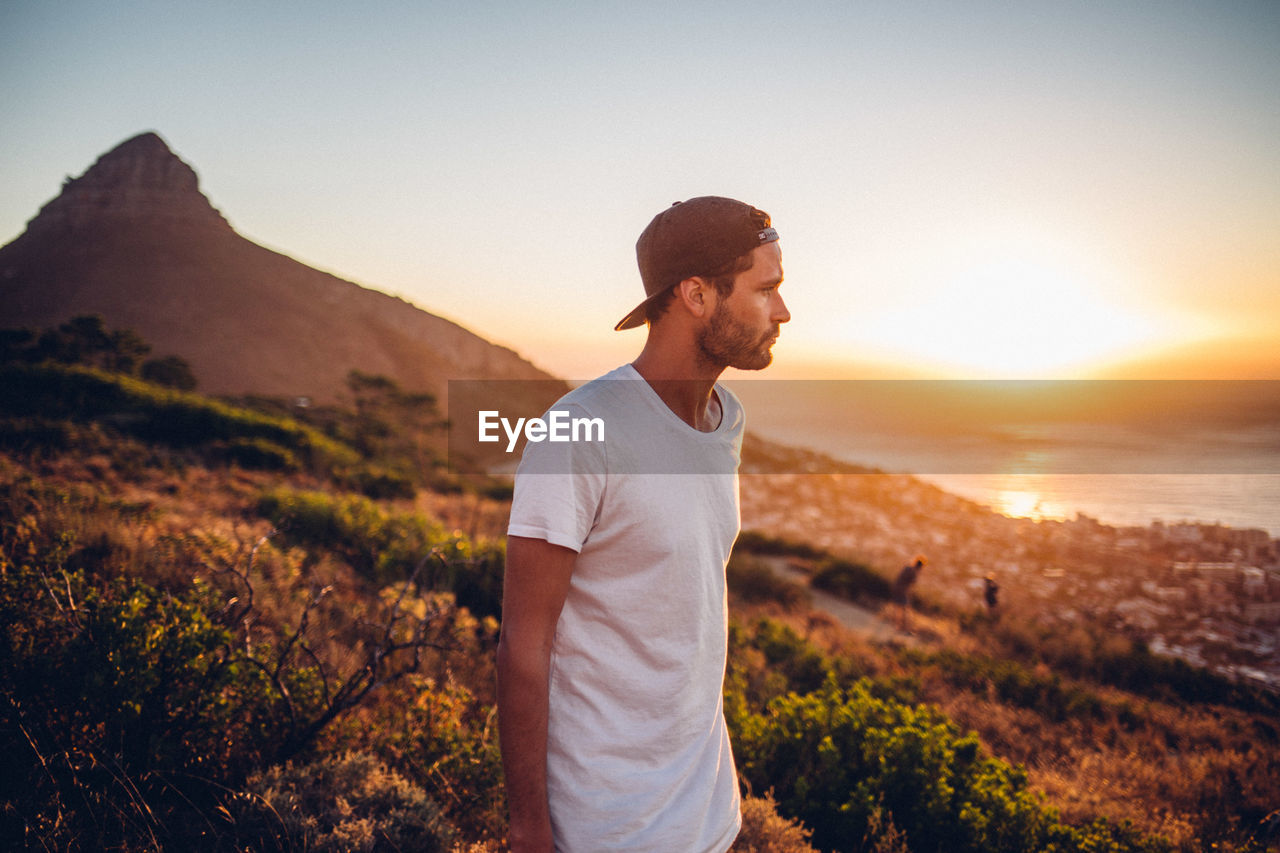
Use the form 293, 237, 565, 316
630, 340, 724, 432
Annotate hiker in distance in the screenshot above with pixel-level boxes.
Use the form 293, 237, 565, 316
893, 554, 927, 633
498, 196, 790, 852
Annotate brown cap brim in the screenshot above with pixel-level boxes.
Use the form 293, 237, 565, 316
614, 291, 664, 331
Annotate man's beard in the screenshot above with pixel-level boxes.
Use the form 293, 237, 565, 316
696, 303, 778, 371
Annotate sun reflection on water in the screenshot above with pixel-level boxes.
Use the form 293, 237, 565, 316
989, 480, 1069, 522
994, 490, 1039, 518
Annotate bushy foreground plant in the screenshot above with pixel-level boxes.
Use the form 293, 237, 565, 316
366, 677, 507, 842
0, 564, 301, 848
730, 617, 838, 705
732, 676, 1172, 853
724, 617, 1176, 853
0, 481, 468, 850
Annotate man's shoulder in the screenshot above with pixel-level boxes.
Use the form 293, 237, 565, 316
553, 364, 643, 414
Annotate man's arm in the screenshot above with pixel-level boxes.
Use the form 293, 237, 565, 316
497, 534, 578, 853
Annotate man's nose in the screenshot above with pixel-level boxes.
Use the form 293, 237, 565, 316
772, 293, 791, 324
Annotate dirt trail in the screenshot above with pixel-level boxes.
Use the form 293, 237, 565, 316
761, 557, 911, 644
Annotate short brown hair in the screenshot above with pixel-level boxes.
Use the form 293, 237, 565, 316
643, 250, 757, 325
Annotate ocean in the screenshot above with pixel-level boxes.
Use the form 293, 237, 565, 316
726, 379, 1280, 536
919, 472, 1280, 536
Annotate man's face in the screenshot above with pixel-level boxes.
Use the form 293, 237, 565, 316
696, 241, 789, 371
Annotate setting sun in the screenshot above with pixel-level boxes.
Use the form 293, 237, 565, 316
858, 250, 1176, 377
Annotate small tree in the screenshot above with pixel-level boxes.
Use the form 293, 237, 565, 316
25, 315, 153, 373
0, 328, 35, 363
141, 354, 198, 390
103, 328, 151, 373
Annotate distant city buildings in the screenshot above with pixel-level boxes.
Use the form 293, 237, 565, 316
739, 471, 1280, 692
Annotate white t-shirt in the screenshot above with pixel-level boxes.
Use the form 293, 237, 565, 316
507, 363, 745, 853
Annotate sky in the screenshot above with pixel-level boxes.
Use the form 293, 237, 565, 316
2, 0, 1278, 381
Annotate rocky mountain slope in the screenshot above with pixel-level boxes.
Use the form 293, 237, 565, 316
0, 132, 556, 402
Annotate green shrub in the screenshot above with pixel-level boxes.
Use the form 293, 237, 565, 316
342, 464, 417, 500
963, 611, 1280, 717
0, 362, 358, 471
736, 529, 827, 560
479, 479, 514, 501
140, 354, 198, 390
748, 617, 832, 695
219, 436, 299, 471
11, 315, 150, 372
256, 488, 438, 582
730, 676, 1172, 853
228, 751, 456, 852
376, 678, 506, 841
728, 552, 811, 609
0, 483, 459, 850
2, 567, 243, 769
902, 647, 1108, 724
0, 564, 309, 849
0, 417, 77, 452
726, 617, 856, 726
256, 488, 506, 618
811, 556, 892, 603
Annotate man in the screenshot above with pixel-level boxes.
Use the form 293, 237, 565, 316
892, 555, 927, 633
497, 197, 789, 852
984, 574, 1000, 615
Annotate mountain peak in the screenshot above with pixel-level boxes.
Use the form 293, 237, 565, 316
103, 130, 177, 163
0, 132, 560, 402
25, 131, 230, 234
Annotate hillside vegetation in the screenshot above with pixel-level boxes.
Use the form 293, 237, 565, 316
2, 319, 1277, 852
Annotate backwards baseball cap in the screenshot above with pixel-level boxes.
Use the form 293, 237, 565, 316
615, 196, 778, 331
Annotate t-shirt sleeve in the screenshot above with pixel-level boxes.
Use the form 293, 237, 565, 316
506, 401, 607, 553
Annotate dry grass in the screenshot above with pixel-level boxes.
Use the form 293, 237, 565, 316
732, 792, 820, 852
412, 488, 510, 544
9, 439, 1279, 852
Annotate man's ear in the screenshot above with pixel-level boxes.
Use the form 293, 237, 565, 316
675, 276, 712, 319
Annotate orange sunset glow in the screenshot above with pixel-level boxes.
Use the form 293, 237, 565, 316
3, 6, 1280, 852
3, 3, 1276, 384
